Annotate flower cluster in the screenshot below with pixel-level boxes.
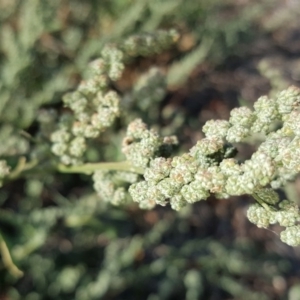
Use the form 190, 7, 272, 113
122, 119, 178, 169
247, 199, 300, 246
128, 138, 276, 210
93, 170, 139, 206
127, 86, 300, 245
50, 30, 179, 165
45, 29, 300, 247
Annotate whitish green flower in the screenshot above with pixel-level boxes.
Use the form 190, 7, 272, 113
170, 194, 186, 211
157, 178, 181, 198
282, 110, 300, 136
202, 120, 230, 139
276, 137, 300, 171
190, 137, 224, 156
111, 188, 127, 206
144, 157, 172, 182
274, 200, 300, 227
253, 96, 279, 122
226, 125, 250, 143
280, 226, 300, 246
51, 129, 71, 143
51, 142, 68, 156
69, 137, 86, 157
229, 107, 254, 127
276, 86, 300, 115
181, 181, 210, 203
247, 204, 276, 228
219, 158, 241, 177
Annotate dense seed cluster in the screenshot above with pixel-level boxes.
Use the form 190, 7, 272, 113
129, 139, 277, 210
93, 170, 139, 206
281, 226, 300, 247
247, 200, 300, 246
127, 86, 300, 245
50, 30, 179, 165
122, 119, 178, 168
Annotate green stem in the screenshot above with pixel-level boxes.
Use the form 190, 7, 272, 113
13, 230, 47, 261
0, 232, 23, 278
5, 157, 144, 184
57, 161, 144, 175
7, 157, 38, 181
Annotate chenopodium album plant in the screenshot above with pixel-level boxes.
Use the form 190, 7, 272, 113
2, 29, 300, 247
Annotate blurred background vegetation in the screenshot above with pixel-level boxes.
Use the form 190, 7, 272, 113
1, 0, 300, 299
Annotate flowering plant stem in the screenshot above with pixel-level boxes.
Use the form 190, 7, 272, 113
6, 157, 144, 182
57, 161, 144, 175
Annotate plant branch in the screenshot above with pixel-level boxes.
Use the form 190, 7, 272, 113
56, 161, 144, 175
7, 157, 39, 181
0, 232, 23, 278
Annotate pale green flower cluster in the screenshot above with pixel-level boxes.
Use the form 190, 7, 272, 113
50, 30, 179, 165
129, 138, 276, 211
93, 170, 139, 206
122, 119, 178, 169
281, 226, 300, 247
51, 57, 121, 165
247, 199, 300, 246
127, 86, 300, 246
